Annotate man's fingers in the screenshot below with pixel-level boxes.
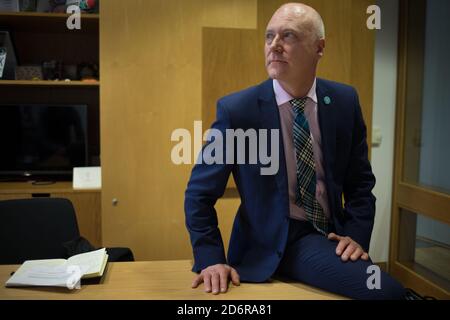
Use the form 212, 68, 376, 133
330, 234, 367, 262
193, 265, 241, 295
211, 273, 220, 294
192, 275, 202, 288
230, 268, 241, 286
335, 237, 350, 255
350, 247, 363, 261
341, 243, 356, 261
219, 271, 229, 293
203, 273, 212, 293
327, 232, 340, 241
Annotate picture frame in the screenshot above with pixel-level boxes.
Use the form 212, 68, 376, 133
0, 30, 18, 80
0, 48, 6, 78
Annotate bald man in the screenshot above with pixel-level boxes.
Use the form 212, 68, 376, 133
185, 3, 405, 299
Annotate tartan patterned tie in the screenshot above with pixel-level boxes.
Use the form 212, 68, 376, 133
291, 98, 329, 235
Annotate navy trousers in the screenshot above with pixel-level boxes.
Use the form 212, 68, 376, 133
274, 219, 406, 300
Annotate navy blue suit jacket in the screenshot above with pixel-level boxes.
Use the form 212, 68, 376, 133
184, 78, 376, 282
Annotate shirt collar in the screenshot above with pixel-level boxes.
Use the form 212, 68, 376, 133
273, 78, 317, 106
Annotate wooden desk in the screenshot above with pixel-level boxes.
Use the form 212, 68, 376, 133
0, 260, 345, 300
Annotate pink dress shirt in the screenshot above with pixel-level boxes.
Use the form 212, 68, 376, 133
273, 79, 331, 221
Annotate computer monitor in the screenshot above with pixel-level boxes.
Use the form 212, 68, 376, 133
0, 104, 89, 181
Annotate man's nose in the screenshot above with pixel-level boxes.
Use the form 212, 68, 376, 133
269, 34, 283, 53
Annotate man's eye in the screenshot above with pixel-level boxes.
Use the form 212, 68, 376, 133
265, 33, 274, 41
284, 32, 296, 39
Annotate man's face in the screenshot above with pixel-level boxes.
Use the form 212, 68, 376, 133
264, 8, 323, 83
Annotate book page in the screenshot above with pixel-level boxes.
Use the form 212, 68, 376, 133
67, 248, 107, 277
6, 261, 86, 289
14, 259, 67, 275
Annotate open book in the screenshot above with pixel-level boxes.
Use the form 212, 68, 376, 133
5, 248, 108, 289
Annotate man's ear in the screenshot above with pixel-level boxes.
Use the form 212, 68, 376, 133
317, 39, 325, 57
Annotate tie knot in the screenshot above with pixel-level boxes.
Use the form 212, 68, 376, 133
290, 98, 307, 115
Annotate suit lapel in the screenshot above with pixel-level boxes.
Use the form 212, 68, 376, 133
257, 79, 289, 196
316, 79, 336, 181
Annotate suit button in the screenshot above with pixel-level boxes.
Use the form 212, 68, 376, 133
277, 251, 283, 258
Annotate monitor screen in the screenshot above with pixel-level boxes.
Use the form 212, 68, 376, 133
0, 104, 89, 180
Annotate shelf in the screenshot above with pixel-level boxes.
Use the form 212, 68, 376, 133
0, 80, 99, 87
0, 11, 99, 33
0, 12, 99, 19
0, 181, 101, 194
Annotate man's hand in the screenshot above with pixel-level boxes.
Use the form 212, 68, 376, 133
192, 264, 240, 294
328, 233, 369, 262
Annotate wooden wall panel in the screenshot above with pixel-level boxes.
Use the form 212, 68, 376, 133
202, 28, 265, 130
101, 0, 375, 261
0, 194, 31, 201
201, 0, 257, 29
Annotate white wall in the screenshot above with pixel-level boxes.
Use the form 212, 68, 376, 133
369, 0, 399, 263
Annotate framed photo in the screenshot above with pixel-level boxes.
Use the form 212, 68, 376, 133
0, 48, 6, 78
0, 31, 17, 80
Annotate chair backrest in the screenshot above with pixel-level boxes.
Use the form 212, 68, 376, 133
0, 198, 80, 264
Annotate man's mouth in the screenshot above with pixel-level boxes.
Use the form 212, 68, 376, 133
269, 60, 287, 65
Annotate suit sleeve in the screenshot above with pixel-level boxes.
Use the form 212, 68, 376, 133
184, 100, 234, 273
342, 89, 376, 252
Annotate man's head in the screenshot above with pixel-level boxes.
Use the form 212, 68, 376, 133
265, 3, 325, 85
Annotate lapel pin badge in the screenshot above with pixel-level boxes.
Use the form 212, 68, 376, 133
324, 96, 331, 105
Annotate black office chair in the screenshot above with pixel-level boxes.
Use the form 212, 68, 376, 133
0, 197, 135, 265
0, 198, 80, 264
